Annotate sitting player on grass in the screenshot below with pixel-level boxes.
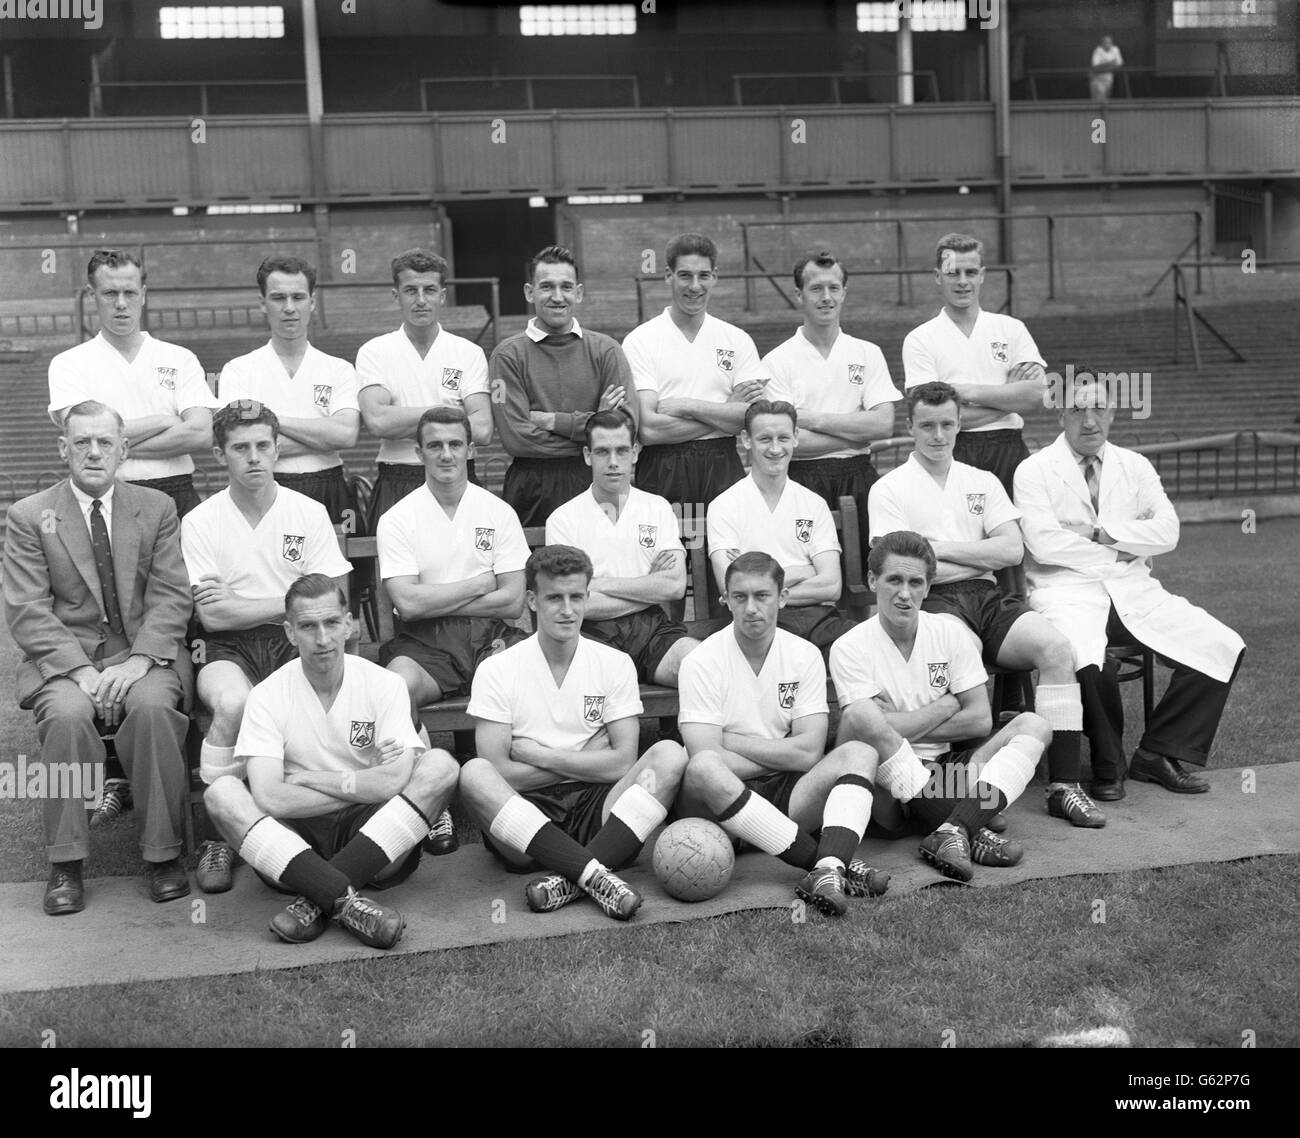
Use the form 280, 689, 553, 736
830, 531, 1053, 882
203, 574, 459, 948
457, 545, 687, 921
674, 552, 890, 917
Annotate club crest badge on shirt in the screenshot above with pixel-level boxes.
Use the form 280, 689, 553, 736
778, 681, 799, 710
312, 385, 332, 411
989, 341, 1009, 365
715, 348, 735, 374
282, 534, 306, 562
441, 368, 462, 392
583, 695, 606, 725
847, 363, 865, 385
156, 366, 177, 391
349, 720, 375, 748
637, 524, 657, 549
928, 662, 950, 689
794, 518, 813, 543
474, 528, 495, 553
966, 493, 985, 516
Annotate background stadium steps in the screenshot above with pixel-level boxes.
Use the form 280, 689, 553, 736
2, 300, 1296, 534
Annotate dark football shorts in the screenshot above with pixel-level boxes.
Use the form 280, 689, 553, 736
258, 802, 423, 893
776, 604, 859, 655
130, 474, 201, 520
582, 607, 691, 683
635, 435, 743, 515
379, 615, 525, 698
953, 428, 1029, 500
481, 779, 617, 873
502, 454, 591, 529
200, 623, 297, 685
274, 466, 356, 527
789, 453, 877, 560
922, 578, 1028, 666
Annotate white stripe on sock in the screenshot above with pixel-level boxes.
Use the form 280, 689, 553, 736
719, 793, 798, 856
977, 734, 1044, 804
488, 795, 550, 854
609, 782, 668, 842
239, 817, 311, 882
358, 795, 427, 861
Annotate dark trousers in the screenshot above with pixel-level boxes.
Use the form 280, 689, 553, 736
502, 455, 592, 529
32, 667, 189, 863
1079, 605, 1244, 781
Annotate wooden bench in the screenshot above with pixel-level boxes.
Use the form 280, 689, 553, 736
342, 495, 871, 747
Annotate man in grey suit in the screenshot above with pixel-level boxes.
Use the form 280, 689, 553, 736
3, 400, 194, 915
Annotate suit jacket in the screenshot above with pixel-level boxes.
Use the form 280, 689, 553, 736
3, 478, 193, 709
1013, 434, 1243, 681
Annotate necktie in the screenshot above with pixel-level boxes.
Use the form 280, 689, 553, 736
90, 499, 124, 634
1082, 456, 1100, 517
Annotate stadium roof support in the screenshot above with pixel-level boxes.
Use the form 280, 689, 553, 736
301, 0, 325, 202
990, 9, 1012, 263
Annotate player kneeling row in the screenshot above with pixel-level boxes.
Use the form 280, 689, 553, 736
204, 536, 1050, 950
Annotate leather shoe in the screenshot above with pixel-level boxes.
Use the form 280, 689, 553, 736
1129, 750, 1210, 794
1091, 778, 1126, 802
44, 861, 85, 916
146, 858, 191, 903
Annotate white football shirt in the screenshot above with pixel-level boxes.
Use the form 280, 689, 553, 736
218, 342, 360, 473
868, 455, 1020, 583
546, 486, 684, 618
182, 485, 351, 608
707, 474, 840, 572
764, 328, 900, 461
236, 655, 422, 779
468, 634, 643, 753
355, 326, 489, 465
48, 332, 219, 481
829, 610, 987, 761
376, 481, 529, 584
678, 626, 827, 741
901, 310, 1046, 432
623, 309, 766, 441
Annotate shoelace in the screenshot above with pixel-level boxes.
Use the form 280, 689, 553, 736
52, 868, 78, 889
1060, 785, 1096, 815
287, 896, 321, 925
200, 843, 234, 872
429, 810, 454, 838
535, 874, 579, 907
340, 892, 385, 936
972, 829, 1008, 853
92, 780, 131, 820
586, 871, 631, 911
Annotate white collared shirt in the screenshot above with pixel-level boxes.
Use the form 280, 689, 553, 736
48, 332, 219, 481
355, 326, 489, 465
764, 327, 900, 460
68, 479, 116, 536
218, 341, 359, 473
868, 454, 1020, 583
525, 317, 585, 342
902, 309, 1046, 432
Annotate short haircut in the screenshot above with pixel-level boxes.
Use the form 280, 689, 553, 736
528, 244, 579, 283
61, 399, 124, 434
724, 550, 785, 592
256, 255, 317, 295
905, 381, 961, 419
666, 232, 718, 271
743, 398, 798, 435
391, 248, 449, 285
416, 404, 471, 446
87, 248, 146, 286
212, 399, 279, 450
793, 249, 846, 291
868, 530, 938, 581
934, 232, 983, 270
526, 545, 594, 592
285, 572, 346, 615
584, 409, 635, 449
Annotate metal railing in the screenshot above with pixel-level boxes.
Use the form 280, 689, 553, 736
632, 265, 1018, 320
1026, 67, 1227, 101
733, 70, 941, 105
74, 277, 502, 346
739, 207, 1205, 310
419, 74, 640, 111
1168, 258, 1300, 370
90, 79, 307, 118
